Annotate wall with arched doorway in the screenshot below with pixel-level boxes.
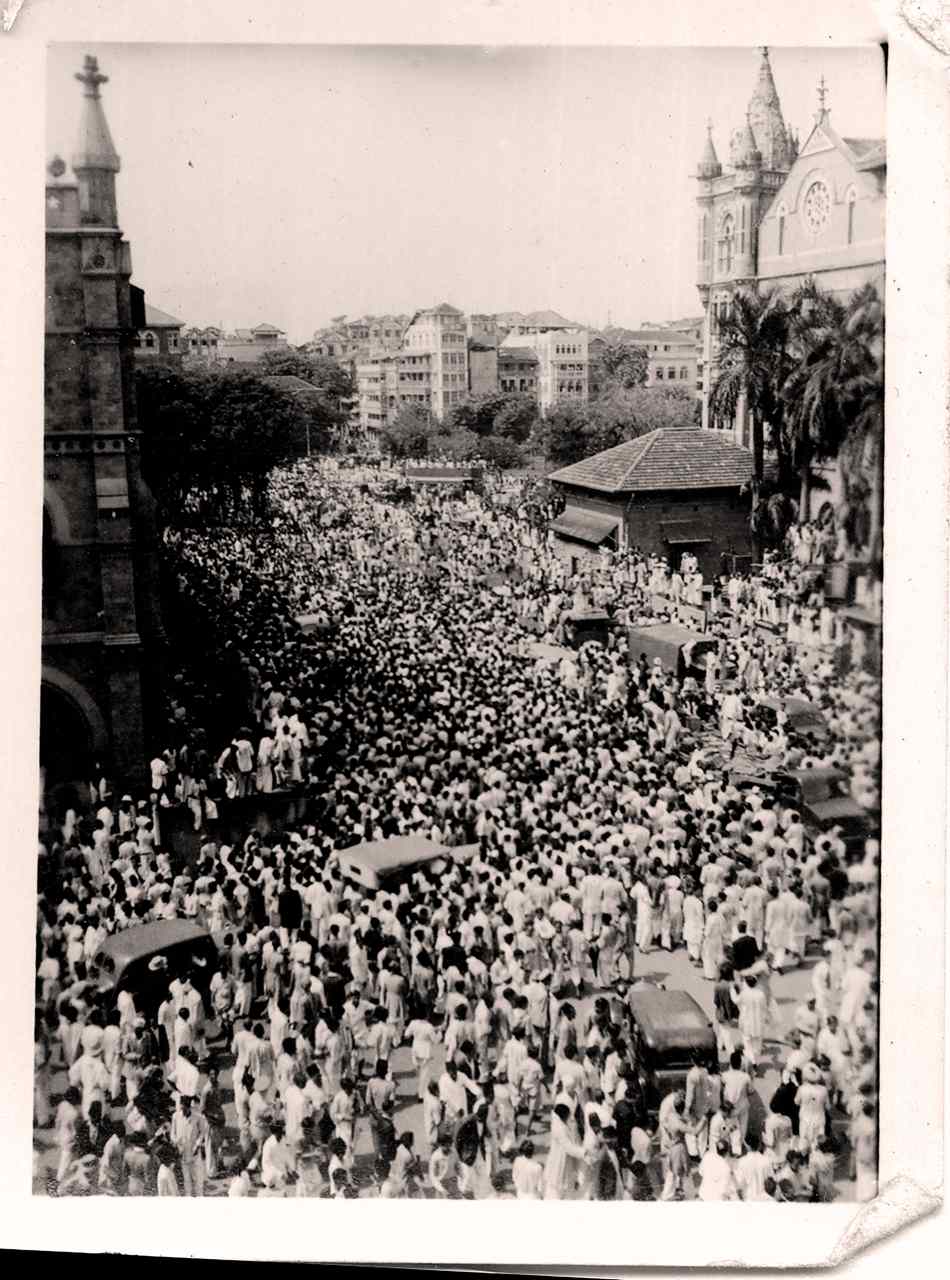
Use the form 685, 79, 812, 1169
40, 666, 109, 816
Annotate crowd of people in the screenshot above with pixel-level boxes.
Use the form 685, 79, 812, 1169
35, 457, 881, 1201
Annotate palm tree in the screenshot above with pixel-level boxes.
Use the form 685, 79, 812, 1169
709, 285, 792, 552
781, 280, 850, 522
783, 282, 884, 559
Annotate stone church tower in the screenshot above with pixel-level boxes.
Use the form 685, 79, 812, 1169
695, 48, 798, 441
43, 55, 163, 806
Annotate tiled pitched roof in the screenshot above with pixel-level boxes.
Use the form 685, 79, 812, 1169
143, 303, 184, 328
522, 309, 578, 327
498, 346, 539, 363
548, 427, 753, 494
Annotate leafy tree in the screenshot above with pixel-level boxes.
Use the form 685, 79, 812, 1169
540, 385, 698, 466
379, 404, 438, 459
437, 429, 481, 462
257, 348, 354, 401
472, 435, 525, 470
136, 362, 310, 522
445, 391, 538, 441
591, 339, 650, 392
588, 384, 698, 452
539, 401, 593, 466
493, 393, 538, 443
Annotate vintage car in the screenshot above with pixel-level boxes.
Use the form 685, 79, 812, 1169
757, 695, 829, 740
627, 987, 717, 1112
332, 835, 451, 892
730, 766, 874, 857
627, 622, 718, 681
772, 767, 875, 856
95, 920, 219, 1022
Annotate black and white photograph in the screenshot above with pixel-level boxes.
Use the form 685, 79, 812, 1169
32, 37, 891, 1209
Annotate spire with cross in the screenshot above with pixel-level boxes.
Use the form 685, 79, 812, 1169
817, 74, 829, 118
71, 53, 120, 224
75, 54, 108, 99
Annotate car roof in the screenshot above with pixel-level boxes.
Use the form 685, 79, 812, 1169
807, 796, 868, 823
334, 835, 446, 875
97, 920, 212, 982
627, 988, 715, 1053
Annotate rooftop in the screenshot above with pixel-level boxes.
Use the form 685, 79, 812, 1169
846, 137, 886, 170
520, 309, 579, 328
262, 375, 323, 395
548, 426, 753, 494
143, 303, 184, 328
498, 346, 539, 363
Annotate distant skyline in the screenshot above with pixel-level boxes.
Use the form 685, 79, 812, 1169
47, 43, 886, 344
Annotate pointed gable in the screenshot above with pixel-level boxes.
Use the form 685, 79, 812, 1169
756, 108, 885, 288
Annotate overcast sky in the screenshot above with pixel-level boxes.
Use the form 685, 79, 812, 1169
47, 43, 885, 343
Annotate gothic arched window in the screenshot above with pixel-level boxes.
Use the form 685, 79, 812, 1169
846, 187, 857, 245
718, 214, 735, 275
142, 330, 156, 350
777, 203, 787, 255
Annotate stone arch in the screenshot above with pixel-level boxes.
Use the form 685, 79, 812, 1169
43, 481, 72, 545
40, 664, 109, 757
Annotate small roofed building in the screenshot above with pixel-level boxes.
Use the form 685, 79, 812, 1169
547, 426, 753, 580
221, 321, 289, 364
134, 300, 184, 362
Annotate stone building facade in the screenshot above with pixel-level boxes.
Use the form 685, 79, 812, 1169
43, 55, 163, 804
696, 47, 885, 474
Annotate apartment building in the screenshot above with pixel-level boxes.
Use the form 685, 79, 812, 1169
500, 324, 588, 412
401, 303, 469, 419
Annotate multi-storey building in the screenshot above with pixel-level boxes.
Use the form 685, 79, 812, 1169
600, 323, 701, 396
500, 324, 588, 412
497, 346, 539, 396
401, 303, 469, 419
307, 314, 409, 363
696, 47, 885, 459
181, 325, 225, 363
219, 322, 289, 364
356, 350, 434, 432
134, 302, 184, 363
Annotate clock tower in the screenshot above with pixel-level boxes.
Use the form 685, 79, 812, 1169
695, 48, 796, 441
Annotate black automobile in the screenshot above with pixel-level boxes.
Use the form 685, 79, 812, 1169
95, 920, 219, 1023
627, 987, 717, 1113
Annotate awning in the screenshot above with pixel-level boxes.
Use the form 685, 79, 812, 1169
550, 507, 619, 546
662, 520, 711, 546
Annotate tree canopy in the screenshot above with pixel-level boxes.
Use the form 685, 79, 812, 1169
257, 348, 354, 401
445, 391, 539, 442
709, 279, 884, 556
590, 338, 650, 393
135, 362, 312, 521
540, 385, 699, 467
379, 404, 438, 459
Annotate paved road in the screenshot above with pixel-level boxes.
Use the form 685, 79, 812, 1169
33, 934, 856, 1199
